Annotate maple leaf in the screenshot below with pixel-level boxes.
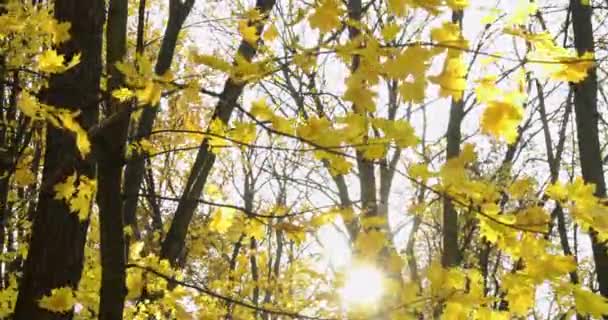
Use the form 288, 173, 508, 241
209, 208, 235, 234
14, 156, 35, 187
381, 23, 400, 42
387, 0, 408, 16
355, 230, 386, 259
480, 92, 524, 144
37, 49, 65, 73
238, 20, 258, 45
17, 92, 42, 119
38, 287, 76, 313
263, 24, 279, 42
308, 0, 342, 34
446, 0, 469, 10
573, 286, 608, 318
136, 81, 162, 106
53, 173, 77, 201
112, 87, 134, 102
429, 53, 467, 101
37, 50, 80, 74
126, 269, 144, 300
399, 80, 426, 104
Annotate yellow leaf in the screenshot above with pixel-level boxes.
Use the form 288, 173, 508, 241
191, 52, 232, 73
446, 0, 469, 10
17, 92, 42, 119
38, 287, 76, 313
37, 50, 80, 74
381, 23, 400, 42
573, 286, 608, 318
429, 53, 467, 101
399, 80, 426, 104
238, 20, 258, 45
14, 156, 35, 187
309, 0, 342, 34
136, 81, 162, 106
126, 269, 144, 300
37, 49, 65, 73
480, 92, 524, 144
54, 173, 77, 201
112, 88, 134, 102
250, 98, 274, 121
263, 24, 279, 42
355, 230, 386, 259
244, 219, 265, 240
209, 208, 235, 234
474, 75, 500, 103
387, 0, 408, 16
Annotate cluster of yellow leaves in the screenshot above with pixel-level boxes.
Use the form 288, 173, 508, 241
18, 92, 91, 157
308, 0, 343, 34
53, 173, 97, 221
0, 276, 18, 318
208, 207, 236, 234
479, 91, 524, 144
387, 0, 469, 17
38, 287, 76, 313
476, 71, 526, 144
13, 155, 36, 187
126, 138, 155, 159
428, 22, 468, 101
191, 50, 270, 83
547, 178, 608, 241
37, 50, 81, 74
0, 1, 71, 68
520, 31, 595, 83
115, 54, 171, 106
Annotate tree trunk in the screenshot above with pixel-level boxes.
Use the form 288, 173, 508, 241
95, 0, 129, 318
570, 0, 608, 301
13, 0, 105, 318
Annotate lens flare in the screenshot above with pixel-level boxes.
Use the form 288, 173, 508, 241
339, 265, 384, 306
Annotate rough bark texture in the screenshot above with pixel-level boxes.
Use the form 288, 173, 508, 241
95, 0, 129, 318
160, 0, 277, 265
13, 0, 105, 318
570, 0, 608, 300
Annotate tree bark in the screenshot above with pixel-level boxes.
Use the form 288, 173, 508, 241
570, 0, 608, 301
95, 0, 129, 318
13, 0, 105, 318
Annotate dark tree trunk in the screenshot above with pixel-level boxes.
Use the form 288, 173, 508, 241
570, 0, 608, 302
13, 0, 105, 319
95, 0, 129, 318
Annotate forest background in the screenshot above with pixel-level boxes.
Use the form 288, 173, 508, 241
1, 0, 608, 319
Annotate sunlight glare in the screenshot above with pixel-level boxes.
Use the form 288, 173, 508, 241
339, 265, 384, 306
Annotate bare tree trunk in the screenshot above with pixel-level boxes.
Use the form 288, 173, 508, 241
14, 0, 105, 318
95, 0, 129, 318
160, 0, 276, 266
570, 0, 608, 301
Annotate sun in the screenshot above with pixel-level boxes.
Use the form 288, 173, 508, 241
339, 264, 385, 306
